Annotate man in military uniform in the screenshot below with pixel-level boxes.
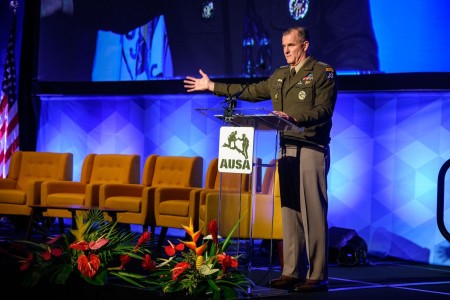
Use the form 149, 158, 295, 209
184, 26, 337, 293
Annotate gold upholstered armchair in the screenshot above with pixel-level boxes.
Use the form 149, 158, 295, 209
252, 159, 282, 240
195, 158, 252, 237
99, 154, 159, 231
153, 155, 203, 236
194, 157, 283, 264
252, 159, 284, 265
0, 151, 73, 225
100, 154, 203, 244
196, 158, 282, 241
40, 153, 140, 220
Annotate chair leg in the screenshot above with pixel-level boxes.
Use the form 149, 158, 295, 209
277, 240, 284, 267
58, 217, 65, 233
116, 223, 131, 231
25, 215, 33, 240
158, 227, 169, 248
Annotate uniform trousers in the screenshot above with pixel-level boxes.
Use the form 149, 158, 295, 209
278, 144, 330, 281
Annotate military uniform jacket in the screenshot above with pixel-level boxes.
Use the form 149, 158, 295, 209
214, 56, 338, 147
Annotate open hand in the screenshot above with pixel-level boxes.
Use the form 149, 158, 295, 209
184, 69, 214, 92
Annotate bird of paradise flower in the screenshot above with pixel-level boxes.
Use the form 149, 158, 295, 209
145, 215, 254, 299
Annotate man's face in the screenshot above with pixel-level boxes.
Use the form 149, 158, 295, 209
282, 31, 309, 66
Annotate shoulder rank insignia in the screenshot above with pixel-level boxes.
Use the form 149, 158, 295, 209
326, 68, 335, 80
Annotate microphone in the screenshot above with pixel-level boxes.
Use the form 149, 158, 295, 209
232, 63, 265, 99
223, 63, 265, 121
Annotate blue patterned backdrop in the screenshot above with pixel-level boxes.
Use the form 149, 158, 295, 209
36, 91, 450, 266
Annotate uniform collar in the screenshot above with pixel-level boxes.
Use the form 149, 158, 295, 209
292, 56, 311, 73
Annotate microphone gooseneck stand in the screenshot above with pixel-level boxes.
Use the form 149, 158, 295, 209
222, 63, 266, 122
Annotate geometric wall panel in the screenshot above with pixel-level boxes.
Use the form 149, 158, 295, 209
37, 91, 450, 266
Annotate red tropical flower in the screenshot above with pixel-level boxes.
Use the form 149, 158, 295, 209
134, 231, 151, 251
164, 240, 185, 256
41, 250, 51, 261
142, 254, 156, 270
51, 247, 63, 257
171, 261, 190, 280
69, 238, 108, 251
41, 245, 63, 261
69, 241, 89, 251
217, 253, 238, 272
120, 254, 131, 269
88, 238, 109, 250
46, 235, 62, 245
208, 219, 218, 245
77, 253, 101, 278
19, 252, 33, 271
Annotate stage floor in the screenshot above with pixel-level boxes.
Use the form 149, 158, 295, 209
244, 260, 450, 300
1, 217, 450, 300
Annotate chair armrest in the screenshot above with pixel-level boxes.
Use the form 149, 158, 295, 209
155, 187, 197, 203
137, 186, 160, 227
85, 183, 103, 207
155, 187, 201, 229
42, 180, 86, 194
100, 183, 144, 198
189, 188, 204, 203
142, 186, 158, 198
189, 188, 205, 210
41, 181, 86, 206
99, 183, 144, 207
26, 180, 46, 205
198, 188, 219, 205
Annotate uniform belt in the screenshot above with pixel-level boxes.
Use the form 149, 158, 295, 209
280, 139, 328, 156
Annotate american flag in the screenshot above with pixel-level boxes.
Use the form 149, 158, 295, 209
0, 2, 19, 178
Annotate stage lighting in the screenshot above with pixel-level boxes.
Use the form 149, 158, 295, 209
336, 234, 368, 266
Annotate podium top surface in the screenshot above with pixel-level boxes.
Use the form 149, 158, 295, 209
195, 107, 304, 132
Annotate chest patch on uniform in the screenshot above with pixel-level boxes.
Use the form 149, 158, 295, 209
298, 90, 307, 101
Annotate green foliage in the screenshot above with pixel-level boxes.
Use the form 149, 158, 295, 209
10, 210, 152, 287
146, 214, 255, 298
9, 210, 254, 299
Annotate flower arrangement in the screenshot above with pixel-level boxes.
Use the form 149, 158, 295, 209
8, 210, 253, 299
10, 210, 154, 287
149, 218, 254, 299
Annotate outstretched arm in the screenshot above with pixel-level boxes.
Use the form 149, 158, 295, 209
184, 69, 215, 92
